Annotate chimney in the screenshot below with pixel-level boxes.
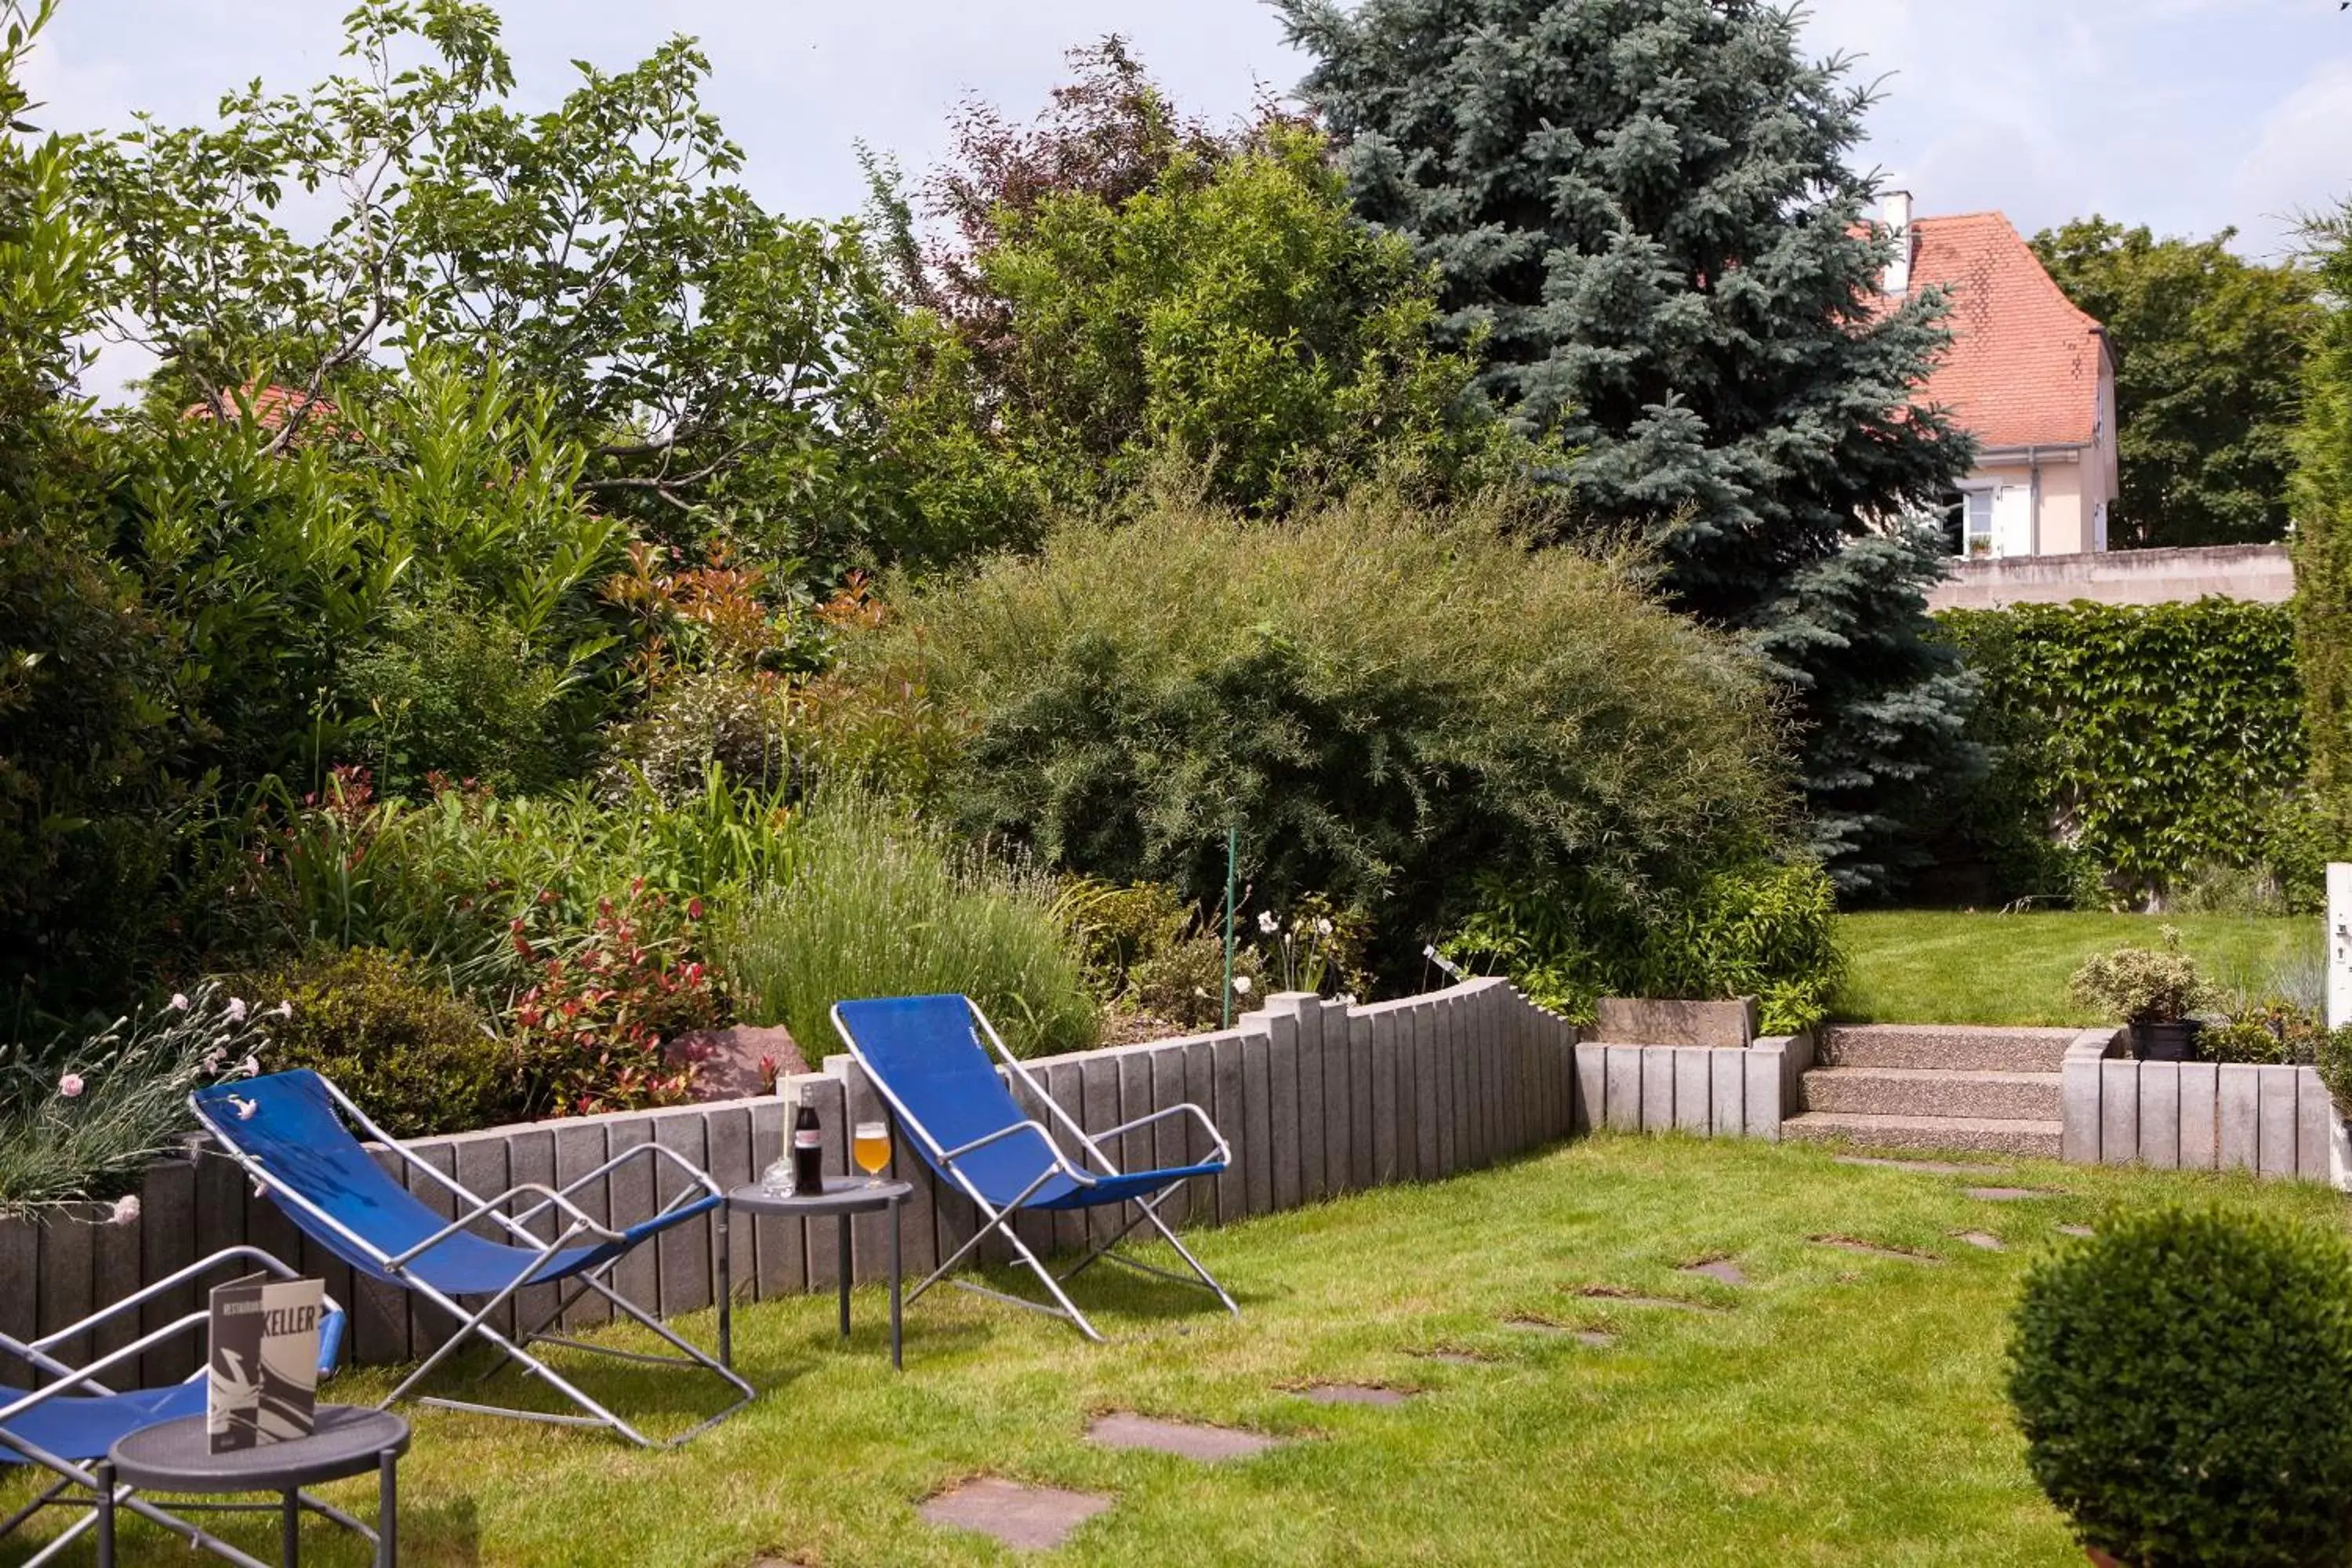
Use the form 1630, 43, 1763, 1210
1882, 189, 1914, 296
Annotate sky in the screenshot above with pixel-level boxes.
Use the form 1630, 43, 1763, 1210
28, 0, 2352, 394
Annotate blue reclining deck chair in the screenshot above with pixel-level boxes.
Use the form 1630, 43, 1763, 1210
191, 1071, 753, 1449
2, 1246, 355, 1567
832, 994, 1238, 1341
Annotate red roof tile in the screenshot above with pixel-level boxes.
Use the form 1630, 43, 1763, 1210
1897, 211, 2107, 450
181, 382, 343, 441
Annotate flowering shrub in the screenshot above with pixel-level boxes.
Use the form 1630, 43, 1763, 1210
507, 880, 727, 1116
0, 981, 267, 1214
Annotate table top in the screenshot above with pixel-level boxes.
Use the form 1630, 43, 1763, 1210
108, 1404, 409, 1492
727, 1174, 913, 1217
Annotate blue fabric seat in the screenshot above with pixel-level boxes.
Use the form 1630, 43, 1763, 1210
833, 993, 1239, 1340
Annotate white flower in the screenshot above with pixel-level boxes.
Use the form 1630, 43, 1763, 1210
1315, 917, 1334, 936
168, 993, 189, 1011
56, 1072, 85, 1098
111, 1195, 141, 1225
1257, 911, 1280, 935
235, 1054, 260, 1079
230, 1095, 257, 1120
224, 996, 247, 1023
201, 1049, 225, 1074
1231, 975, 1254, 996
272, 1000, 292, 1019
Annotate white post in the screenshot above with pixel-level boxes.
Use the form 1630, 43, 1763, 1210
2329, 862, 2352, 1031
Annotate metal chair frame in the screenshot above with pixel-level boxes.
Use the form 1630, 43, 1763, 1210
833, 998, 1239, 1342
0, 1246, 365, 1568
193, 1076, 753, 1450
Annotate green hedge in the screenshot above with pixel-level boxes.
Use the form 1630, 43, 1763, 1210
1938, 600, 2311, 904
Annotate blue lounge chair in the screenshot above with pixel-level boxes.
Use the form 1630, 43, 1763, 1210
191, 1071, 753, 1449
2, 1246, 355, 1567
831, 994, 1238, 1341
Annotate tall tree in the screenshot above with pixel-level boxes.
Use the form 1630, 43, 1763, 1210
2034, 217, 2318, 549
1276, 0, 1981, 894
2292, 206, 2352, 840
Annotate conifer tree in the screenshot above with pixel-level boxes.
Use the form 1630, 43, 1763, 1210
1277, 0, 1980, 891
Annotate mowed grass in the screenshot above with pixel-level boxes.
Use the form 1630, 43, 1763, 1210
10, 1138, 2347, 1566
1835, 910, 2318, 1026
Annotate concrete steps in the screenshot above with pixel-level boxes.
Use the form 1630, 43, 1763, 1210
1784, 1111, 2063, 1159
1794, 1025, 2086, 1158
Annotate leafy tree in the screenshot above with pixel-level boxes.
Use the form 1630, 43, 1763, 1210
75, 0, 895, 566
1276, 0, 1981, 894
863, 42, 1520, 550
2292, 206, 2352, 842
2034, 217, 2318, 549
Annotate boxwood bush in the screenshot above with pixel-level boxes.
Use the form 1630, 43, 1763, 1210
2009, 1203, 2352, 1567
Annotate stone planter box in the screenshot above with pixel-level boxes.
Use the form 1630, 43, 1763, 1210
1593, 996, 1759, 1049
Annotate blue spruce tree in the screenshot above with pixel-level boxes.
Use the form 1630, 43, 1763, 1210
1277, 0, 1980, 893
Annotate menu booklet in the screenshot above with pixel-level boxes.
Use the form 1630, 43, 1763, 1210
206, 1273, 325, 1454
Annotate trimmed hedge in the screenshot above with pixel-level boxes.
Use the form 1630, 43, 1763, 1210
1938, 600, 2310, 904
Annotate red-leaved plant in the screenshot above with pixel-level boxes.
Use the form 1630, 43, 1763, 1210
506, 880, 725, 1116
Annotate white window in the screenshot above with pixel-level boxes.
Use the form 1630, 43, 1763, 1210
1964, 490, 1995, 557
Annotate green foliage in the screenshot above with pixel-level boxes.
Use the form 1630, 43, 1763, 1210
2197, 1019, 2288, 1066
2033, 216, 2318, 549
845, 488, 1789, 980
1938, 600, 2314, 904
2294, 205, 2352, 844
2009, 1204, 2352, 1567
1446, 861, 1844, 1035
0, 982, 266, 1214
252, 947, 516, 1138
720, 792, 1099, 1060
1279, 0, 1979, 895
2317, 1024, 2352, 1120
2067, 927, 2216, 1025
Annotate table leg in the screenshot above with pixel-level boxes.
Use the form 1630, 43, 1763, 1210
94, 1459, 116, 1567
378, 1448, 397, 1567
716, 1204, 733, 1369
837, 1217, 852, 1340
282, 1490, 301, 1566
889, 1194, 903, 1370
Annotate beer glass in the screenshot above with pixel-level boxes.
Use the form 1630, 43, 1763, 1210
853, 1120, 891, 1186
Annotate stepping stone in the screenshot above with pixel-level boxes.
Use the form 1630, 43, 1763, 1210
920, 1477, 1113, 1552
1504, 1316, 1616, 1347
1965, 1186, 2057, 1201
1812, 1235, 1941, 1264
1574, 1287, 1717, 1312
1954, 1231, 2005, 1251
2056, 1224, 2095, 1238
1834, 1156, 2009, 1176
1085, 1412, 1283, 1461
1679, 1258, 1747, 1286
1418, 1349, 1491, 1366
1297, 1383, 1414, 1406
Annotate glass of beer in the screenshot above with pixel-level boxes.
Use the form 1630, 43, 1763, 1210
853, 1120, 891, 1186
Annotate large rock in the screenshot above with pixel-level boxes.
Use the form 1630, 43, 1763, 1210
667, 1023, 807, 1102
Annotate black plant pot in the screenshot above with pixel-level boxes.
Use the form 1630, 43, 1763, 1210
2130, 1019, 2201, 1062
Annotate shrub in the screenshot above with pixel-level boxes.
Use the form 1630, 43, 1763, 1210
2067, 927, 2216, 1024
2318, 1025, 2352, 1119
2009, 1204, 2352, 1566
0, 982, 265, 1214
841, 489, 1789, 982
2197, 1018, 2288, 1066
1444, 860, 1843, 1034
720, 791, 1099, 1059
252, 948, 517, 1138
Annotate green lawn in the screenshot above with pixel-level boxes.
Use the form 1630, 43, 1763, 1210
9, 1137, 2344, 1566
1834, 910, 2319, 1027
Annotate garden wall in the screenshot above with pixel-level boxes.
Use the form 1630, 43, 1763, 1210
1569, 1036, 1812, 1141
2, 979, 1577, 1385
2060, 1029, 2339, 1181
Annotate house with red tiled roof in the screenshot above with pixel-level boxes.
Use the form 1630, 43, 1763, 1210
1882, 194, 2119, 558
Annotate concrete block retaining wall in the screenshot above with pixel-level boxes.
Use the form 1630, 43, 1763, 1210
2, 979, 1576, 1382
1570, 1034, 1812, 1142
2060, 1026, 2337, 1180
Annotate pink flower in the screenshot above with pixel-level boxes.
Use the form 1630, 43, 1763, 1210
111, 1196, 141, 1225
272, 1000, 293, 1019
168, 993, 189, 1011
225, 997, 247, 1023
56, 1073, 85, 1098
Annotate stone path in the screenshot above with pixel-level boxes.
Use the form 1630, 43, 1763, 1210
1506, 1316, 1616, 1347
1812, 1235, 1941, 1264
1297, 1383, 1414, 1406
919, 1477, 1113, 1551
1419, 1348, 1491, 1366
1085, 1412, 1284, 1461
1832, 1156, 2011, 1176
1574, 1287, 1718, 1312
1965, 1186, 2057, 1201
1953, 1230, 2005, 1250
1679, 1258, 1747, 1286
2056, 1224, 2094, 1237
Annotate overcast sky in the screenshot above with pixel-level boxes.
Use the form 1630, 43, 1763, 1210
29, 0, 2352, 393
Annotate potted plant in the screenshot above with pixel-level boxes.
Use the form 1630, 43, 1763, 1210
2065, 927, 2214, 1061
2009, 1204, 2352, 1566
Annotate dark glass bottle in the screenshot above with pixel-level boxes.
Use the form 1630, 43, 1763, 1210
792, 1094, 825, 1193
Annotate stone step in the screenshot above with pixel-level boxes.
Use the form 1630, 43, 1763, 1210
1782, 1111, 2063, 1160
1798, 1066, 2062, 1122
1817, 1024, 2084, 1073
